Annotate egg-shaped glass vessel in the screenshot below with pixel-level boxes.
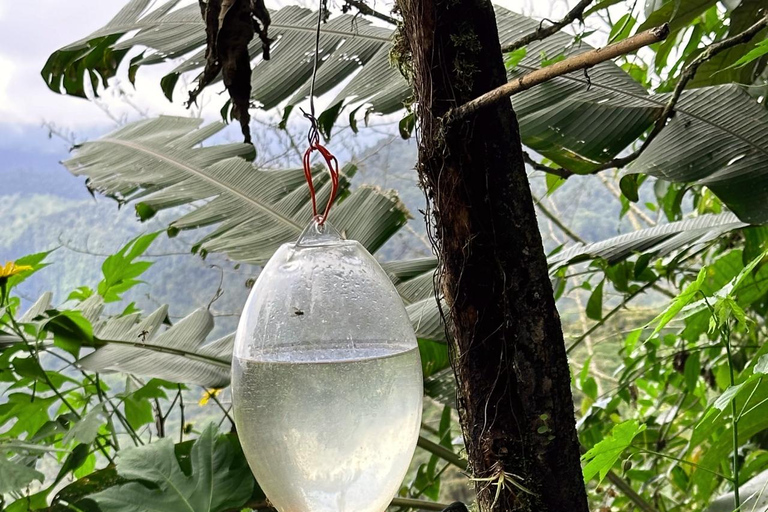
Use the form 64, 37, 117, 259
232, 221, 423, 512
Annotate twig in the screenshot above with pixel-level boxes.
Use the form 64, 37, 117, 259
341, 0, 397, 25
598, 174, 656, 226
450, 24, 670, 120
417, 435, 467, 470
523, 151, 572, 180
207, 388, 235, 428
533, 195, 585, 244
634, 447, 733, 480
501, 0, 594, 53
178, 384, 186, 443
606, 471, 659, 512
566, 280, 656, 354
153, 397, 166, 438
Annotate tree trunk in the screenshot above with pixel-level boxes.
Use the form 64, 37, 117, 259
395, 0, 589, 510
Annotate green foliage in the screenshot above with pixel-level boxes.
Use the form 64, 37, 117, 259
637, 0, 719, 33
89, 424, 254, 512
504, 47, 527, 69
11, 1, 768, 511
582, 420, 645, 485
726, 38, 768, 70
98, 232, 160, 302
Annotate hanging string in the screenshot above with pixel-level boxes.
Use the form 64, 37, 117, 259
300, 0, 339, 226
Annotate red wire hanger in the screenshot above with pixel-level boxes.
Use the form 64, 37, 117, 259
298, 0, 340, 227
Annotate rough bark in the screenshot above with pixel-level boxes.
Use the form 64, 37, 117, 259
395, 0, 589, 510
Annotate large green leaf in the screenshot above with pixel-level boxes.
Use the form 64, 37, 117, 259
636, 0, 719, 34
78, 306, 232, 388
63, 116, 409, 264
40, 0, 164, 97
88, 424, 254, 512
43, 1, 399, 110
625, 85, 768, 223
548, 213, 746, 268
582, 420, 645, 485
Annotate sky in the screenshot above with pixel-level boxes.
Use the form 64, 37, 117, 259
0, 0, 216, 129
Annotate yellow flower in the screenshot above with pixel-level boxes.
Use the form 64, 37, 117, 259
199, 388, 222, 406
0, 261, 33, 278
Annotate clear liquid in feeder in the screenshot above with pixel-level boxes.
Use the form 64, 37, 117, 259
232, 220, 423, 512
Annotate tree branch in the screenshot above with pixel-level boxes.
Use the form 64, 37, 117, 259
523, 151, 573, 179
533, 195, 585, 244
449, 24, 669, 120
606, 471, 659, 512
501, 0, 594, 54
418, 435, 467, 470
342, 0, 397, 25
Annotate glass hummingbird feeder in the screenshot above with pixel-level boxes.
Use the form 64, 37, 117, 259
232, 101, 423, 512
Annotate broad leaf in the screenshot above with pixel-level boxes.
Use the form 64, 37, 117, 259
0, 457, 45, 494
625, 85, 768, 223
548, 213, 746, 268
78, 306, 232, 388
582, 419, 645, 485
646, 268, 706, 340
637, 0, 719, 34
98, 232, 160, 302
64, 404, 106, 445
586, 279, 605, 321
49, 5, 768, 224
89, 424, 254, 512
63, 116, 409, 264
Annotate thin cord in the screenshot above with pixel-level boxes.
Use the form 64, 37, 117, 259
309, 0, 323, 120
300, 0, 339, 225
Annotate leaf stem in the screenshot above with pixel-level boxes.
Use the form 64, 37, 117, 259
736, 377, 762, 422
417, 435, 467, 471
723, 322, 741, 508
702, 294, 741, 508
632, 447, 733, 481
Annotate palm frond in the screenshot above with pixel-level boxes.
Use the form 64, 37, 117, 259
63, 116, 409, 264
80, 306, 232, 388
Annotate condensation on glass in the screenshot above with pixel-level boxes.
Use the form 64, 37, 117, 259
232, 220, 423, 512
